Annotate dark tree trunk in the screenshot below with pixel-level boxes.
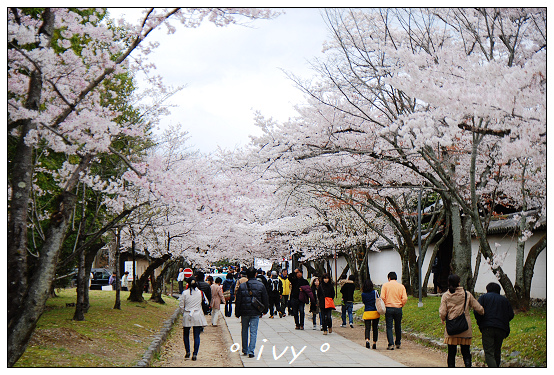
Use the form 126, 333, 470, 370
128, 254, 171, 303
114, 228, 122, 310
73, 250, 87, 321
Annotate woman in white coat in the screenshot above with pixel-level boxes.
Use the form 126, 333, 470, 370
179, 278, 208, 361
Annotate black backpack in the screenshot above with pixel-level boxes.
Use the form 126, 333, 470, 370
270, 278, 279, 293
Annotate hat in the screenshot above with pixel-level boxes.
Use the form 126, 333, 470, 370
271, 271, 278, 276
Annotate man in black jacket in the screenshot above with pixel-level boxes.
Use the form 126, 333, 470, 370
195, 271, 212, 315
340, 275, 356, 328
289, 268, 309, 330
474, 282, 515, 367
235, 267, 269, 358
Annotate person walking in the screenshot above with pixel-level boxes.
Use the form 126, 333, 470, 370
234, 270, 248, 295
289, 268, 309, 330
109, 272, 117, 290
279, 269, 291, 317
266, 271, 283, 318
319, 273, 335, 335
340, 275, 356, 328
195, 271, 212, 315
177, 268, 185, 294
474, 282, 514, 367
310, 277, 322, 330
381, 271, 407, 350
235, 267, 269, 358
361, 279, 380, 349
210, 277, 226, 326
121, 271, 130, 291
439, 274, 484, 367
179, 278, 208, 361
222, 272, 236, 317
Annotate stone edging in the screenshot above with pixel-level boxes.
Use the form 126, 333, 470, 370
135, 305, 182, 367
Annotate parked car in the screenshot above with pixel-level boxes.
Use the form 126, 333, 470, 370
90, 268, 112, 290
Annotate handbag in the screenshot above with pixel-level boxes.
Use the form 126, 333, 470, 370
375, 290, 386, 316
446, 291, 468, 335
324, 297, 336, 309
223, 290, 231, 302
246, 281, 265, 313
200, 291, 210, 315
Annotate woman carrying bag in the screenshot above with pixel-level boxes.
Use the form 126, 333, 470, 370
439, 274, 484, 367
361, 279, 380, 349
318, 273, 335, 335
179, 278, 208, 361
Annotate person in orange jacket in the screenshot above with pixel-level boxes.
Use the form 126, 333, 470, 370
380, 271, 407, 350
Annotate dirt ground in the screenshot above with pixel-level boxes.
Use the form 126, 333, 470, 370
153, 314, 242, 367
153, 313, 469, 367
328, 315, 468, 367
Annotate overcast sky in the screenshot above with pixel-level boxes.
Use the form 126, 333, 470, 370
109, 8, 331, 153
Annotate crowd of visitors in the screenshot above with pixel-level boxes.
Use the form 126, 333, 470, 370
177, 265, 514, 367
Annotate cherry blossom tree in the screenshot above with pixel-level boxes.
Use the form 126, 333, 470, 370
7, 7, 278, 366
281, 8, 545, 308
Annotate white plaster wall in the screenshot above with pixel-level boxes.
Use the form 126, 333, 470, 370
367, 249, 403, 286
417, 231, 546, 298
472, 232, 546, 299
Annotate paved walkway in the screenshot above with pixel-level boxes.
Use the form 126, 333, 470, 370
221, 307, 404, 367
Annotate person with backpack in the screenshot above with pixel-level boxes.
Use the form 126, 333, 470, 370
235, 267, 269, 358
222, 272, 236, 317
266, 271, 283, 318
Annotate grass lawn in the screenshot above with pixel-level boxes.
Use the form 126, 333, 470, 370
15, 289, 179, 367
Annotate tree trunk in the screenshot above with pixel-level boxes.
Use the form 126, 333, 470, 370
7, 190, 78, 367
73, 249, 87, 321
399, 246, 412, 294
128, 254, 171, 302
149, 272, 165, 304
515, 234, 546, 311
114, 228, 122, 310
449, 203, 473, 292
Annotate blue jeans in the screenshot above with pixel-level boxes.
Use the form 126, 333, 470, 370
312, 311, 322, 326
241, 315, 260, 356
183, 326, 202, 355
385, 307, 403, 346
342, 302, 353, 325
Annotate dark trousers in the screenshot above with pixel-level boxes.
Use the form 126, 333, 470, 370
178, 281, 184, 294
291, 298, 305, 327
225, 295, 234, 317
268, 295, 280, 316
385, 307, 403, 346
183, 326, 202, 356
448, 344, 471, 367
281, 294, 290, 315
364, 318, 379, 342
321, 308, 333, 331
481, 327, 507, 367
